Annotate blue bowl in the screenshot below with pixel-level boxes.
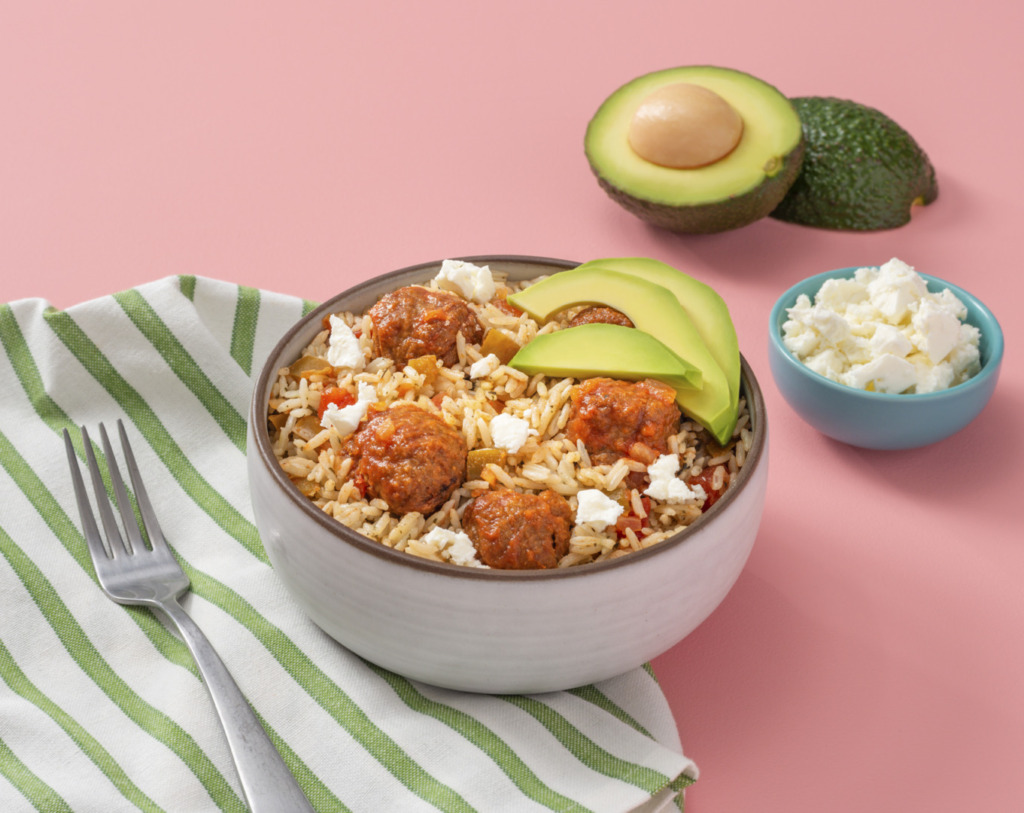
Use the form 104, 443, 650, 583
768, 266, 1004, 450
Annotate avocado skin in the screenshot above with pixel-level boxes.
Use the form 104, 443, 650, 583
593, 139, 805, 234
770, 96, 938, 231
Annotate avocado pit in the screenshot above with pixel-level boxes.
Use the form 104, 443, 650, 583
627, 82, 744, 169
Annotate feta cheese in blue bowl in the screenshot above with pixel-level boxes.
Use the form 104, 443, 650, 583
768, 259, 1004, 449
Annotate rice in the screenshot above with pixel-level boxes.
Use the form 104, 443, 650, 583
267, 272, 749, 568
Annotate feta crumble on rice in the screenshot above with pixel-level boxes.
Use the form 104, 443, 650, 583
421, 528, 488, 568
644, 454, 707, 504
326, 314, 366, 371
434, 259, 496, 304
575, 489, 623, 530
488, 413, 533, 453
320, 381, 376, 437
469, 353, 501, 380
782, 258, 981, 394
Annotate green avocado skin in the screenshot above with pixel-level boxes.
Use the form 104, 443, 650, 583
595, 141, 805, 234
770, 96, 939, 231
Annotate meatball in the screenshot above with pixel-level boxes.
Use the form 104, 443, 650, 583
567, 306, 634, 329
369, 286, 484, 367
463, 489, 572, 570
566, 377, 680, 465
352, 403, 467, 515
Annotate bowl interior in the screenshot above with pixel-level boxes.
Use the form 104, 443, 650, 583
250, 254, 768, 579
769, 266, 1004, 403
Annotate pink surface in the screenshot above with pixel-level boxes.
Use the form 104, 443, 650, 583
3, 3, 1022, 810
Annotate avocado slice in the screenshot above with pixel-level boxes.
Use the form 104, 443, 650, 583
573, 256, 741, 417
585, 66, 804, 234
770, 97, 938, 230
507, 268, 737, 444
510, 323, 702, 394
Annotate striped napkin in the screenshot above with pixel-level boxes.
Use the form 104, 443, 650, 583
0, 276, 698, 812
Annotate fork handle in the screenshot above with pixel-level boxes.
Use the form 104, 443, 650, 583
157, 597, 315, 812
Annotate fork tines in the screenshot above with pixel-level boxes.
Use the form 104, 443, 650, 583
63, 420, 167, 561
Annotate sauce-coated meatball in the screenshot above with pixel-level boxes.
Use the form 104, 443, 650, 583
352, 403, 467, 515
463, 489, 572, 569
566, 377, 680, 465
369, 286, 483, 367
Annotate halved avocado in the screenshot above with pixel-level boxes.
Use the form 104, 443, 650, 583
585, 65, 804, 234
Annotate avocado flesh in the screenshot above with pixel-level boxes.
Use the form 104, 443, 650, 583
573, 257, 741, 417
585, 65, 804, 234
770, 96, 938, 231
507, 268, 737, 444
510, 323, 702, 394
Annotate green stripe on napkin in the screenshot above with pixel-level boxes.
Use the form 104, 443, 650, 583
229, 285, 261, 376
113, 289, 249, 451
0, 731, 74, 813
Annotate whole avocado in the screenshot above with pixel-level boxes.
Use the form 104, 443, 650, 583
770, 96, 938, 230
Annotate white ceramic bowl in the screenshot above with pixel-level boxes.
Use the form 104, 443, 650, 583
247, 255, 769, 693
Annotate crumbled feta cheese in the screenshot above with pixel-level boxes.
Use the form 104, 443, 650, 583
817, 276, 868, 310
434, 259, 496, 304
421, 527, 488, 568
469, 353, 501, 380
804, 348, 848, 379
870, 323, 913, 358
326, 315, 366, 372
866, 257, 928, 322
910, 358, 955, 394
319, 381, 376, 437
489, 413, 532, 453
782, 323, 820, 359
644, 454, 707, 505
841, 354, 917, 393
948, 328, 981, 380
575, 489, 623, 530
935, 287, 968, 320
782, 258, 981, 394
806, 306, 854, 347
911, 299, 962, 364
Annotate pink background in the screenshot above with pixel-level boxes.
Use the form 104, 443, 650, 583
4, 3, 1022, 810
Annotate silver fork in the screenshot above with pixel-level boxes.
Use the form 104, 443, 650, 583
64, 421, 314, 813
